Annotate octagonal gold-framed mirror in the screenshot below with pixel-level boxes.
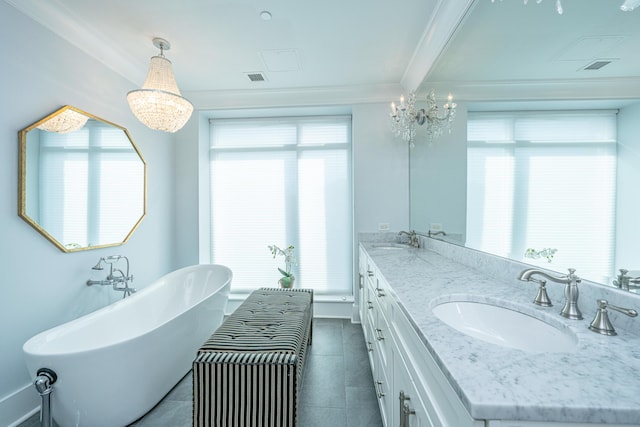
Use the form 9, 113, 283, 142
18, 105, 147, 252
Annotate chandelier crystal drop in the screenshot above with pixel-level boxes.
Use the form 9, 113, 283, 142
127, 38, 193, 133
389, 90, 456, 146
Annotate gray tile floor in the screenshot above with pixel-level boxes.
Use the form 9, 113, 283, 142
19, 318, 382, 427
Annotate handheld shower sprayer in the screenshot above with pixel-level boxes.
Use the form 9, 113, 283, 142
86, 255, 135, 297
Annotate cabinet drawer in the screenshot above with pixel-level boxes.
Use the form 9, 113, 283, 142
372, 296, 390, 372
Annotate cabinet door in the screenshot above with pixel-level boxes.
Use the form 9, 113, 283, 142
392, 301, 483, 427
372, 293, 391, 373
373, 355, 392, 427
393, 341, 434, 427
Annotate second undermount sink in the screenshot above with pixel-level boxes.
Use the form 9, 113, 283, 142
370, 243, 408, 250
432, 301, 577, 353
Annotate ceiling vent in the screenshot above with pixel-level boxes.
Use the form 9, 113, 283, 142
245, 72, 266, 82
582, 60, 613, 71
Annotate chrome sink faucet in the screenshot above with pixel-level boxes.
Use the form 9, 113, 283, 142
398, 230, 420, 248
86, 255, 136, 298
518, 268, 582, 320
613, 269, 640, 291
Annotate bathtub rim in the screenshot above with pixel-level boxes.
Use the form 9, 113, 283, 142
23, 263, 232, 359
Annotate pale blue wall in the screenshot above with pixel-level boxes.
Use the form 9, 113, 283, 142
1, 6, 410, 425
410, 104, 468, 236
352, 102, 409, 233
2, 1, 635, 423
0, 3, 177, 424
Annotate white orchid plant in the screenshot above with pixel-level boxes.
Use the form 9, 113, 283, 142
268, 244, 297, 286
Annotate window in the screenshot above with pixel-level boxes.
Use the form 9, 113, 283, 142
209, 115, 353, 296
467, 111, 617, 282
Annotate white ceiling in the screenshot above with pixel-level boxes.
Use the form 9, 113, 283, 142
6, 0, 640, 107
5, 0, 472, 104
425, 0, 640, 103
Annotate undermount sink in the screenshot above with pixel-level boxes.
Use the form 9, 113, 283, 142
370, 243, 408, 250
432, 301, 577, 353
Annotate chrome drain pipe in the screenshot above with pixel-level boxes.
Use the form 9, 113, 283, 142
34, 368, 57, 427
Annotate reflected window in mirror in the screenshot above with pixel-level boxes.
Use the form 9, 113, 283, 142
466, 111, 617, 283
19, 106, 146, 252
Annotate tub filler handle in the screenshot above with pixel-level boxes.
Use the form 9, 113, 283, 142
86, 255, 136, 298
34, 368, 57, 427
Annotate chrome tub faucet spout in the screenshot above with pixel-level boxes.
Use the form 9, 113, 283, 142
518, 268, 582, 319
86, 255, 136, 298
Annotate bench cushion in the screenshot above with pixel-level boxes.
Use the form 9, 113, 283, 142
198, 288, 313, 356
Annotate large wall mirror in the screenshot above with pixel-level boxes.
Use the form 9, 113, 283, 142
410, 0, 640, 290
19, 106, 147, 252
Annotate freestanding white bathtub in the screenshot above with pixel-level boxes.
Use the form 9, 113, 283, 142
23, 264, 232, 427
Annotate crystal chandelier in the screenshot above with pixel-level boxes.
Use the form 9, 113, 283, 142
37, 106, 89, 134
127, 38, 193, 133
389, 90, 456, 146
491, 0, 640, 14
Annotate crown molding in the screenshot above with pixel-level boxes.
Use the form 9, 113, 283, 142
184, 83, 404, 110
5, 0, 145, 83
425, 77, 640, 103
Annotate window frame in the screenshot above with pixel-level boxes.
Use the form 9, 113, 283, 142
207, 113, 354, 297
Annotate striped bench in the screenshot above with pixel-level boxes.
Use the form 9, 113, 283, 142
193, 288, 313, 427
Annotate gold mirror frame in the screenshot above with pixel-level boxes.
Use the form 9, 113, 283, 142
18, 106, 147, 252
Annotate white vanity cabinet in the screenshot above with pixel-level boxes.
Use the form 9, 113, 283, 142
360, 246, 482, 427
359, 243, 640, 427
361, 249, 393, 423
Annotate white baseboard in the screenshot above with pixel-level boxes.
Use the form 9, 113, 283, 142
0, 383, 39, 427
313, 299, 354, 318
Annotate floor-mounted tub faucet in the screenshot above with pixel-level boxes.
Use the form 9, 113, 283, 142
518, 268, 582, 320
33, 368, 57, 427
87, 255, 136, 298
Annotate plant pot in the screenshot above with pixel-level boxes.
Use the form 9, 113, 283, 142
279, 275, 295, 289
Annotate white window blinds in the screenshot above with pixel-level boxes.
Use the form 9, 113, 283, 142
37, 126, 144, 248
467, 111, 617, 283
209, 115, 353, 295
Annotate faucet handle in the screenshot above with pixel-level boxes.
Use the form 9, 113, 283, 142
530, 278, 553, 307
588, 299, 638, 336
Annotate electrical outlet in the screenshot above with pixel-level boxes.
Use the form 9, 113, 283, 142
378, 223, 390, 231
430, 223, 442, 231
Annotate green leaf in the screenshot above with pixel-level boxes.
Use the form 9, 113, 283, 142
277, 267, 291, 277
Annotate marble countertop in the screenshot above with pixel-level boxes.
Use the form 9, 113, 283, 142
361, 240, 640, 425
